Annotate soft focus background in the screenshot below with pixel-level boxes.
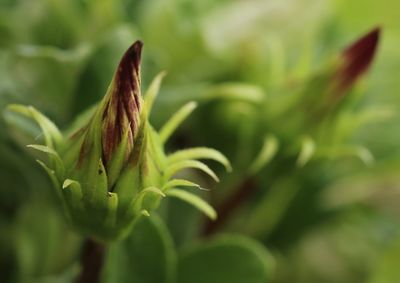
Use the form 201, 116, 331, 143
1, 0, 400, 283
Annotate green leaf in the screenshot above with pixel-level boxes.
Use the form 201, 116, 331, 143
245, 180, 300, 237
127, 187, 165, 219
162, 179, 201, 192
166, 189, 216, 220
296, 135, 316, 167
62, 179, 82, 201
317, 145, 375, 166
369, 237, 400, 283
159, 102, 197, 144
164, 160, 219, 182
177, 236, 273, 283
7, 104, 63, 148
36, 159, 60, 192
144, 71, 167, 115
15, 201, 81, 281
128, 187, 166, 216
204, 83, 265, 103
168, 147, 232, 172
102, 216, 176, 283
248, 135, 279, 175
27, 144, 64, 176
105, 192, 118, 228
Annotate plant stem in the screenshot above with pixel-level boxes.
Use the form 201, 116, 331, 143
203, 177, 256, 236
76, 238, 106, 283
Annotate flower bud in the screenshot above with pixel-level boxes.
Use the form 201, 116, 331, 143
57, 41, 149, 240
279, 27, 380, 134
8, 41, 230, 242
101, 41, 142, 167
334, 27, 380, 95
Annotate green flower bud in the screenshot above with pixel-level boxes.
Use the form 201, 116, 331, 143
7, 41, 231, 242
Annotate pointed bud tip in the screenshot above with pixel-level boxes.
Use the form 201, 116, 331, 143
336, 27, 381, 92
122, 40, 143, 71
101, 40, 144, 166
118, 40, 143, 80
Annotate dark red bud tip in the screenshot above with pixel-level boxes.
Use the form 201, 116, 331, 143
336, 27, 381, 92
117, 40, 143, 92
120, 40, 143, 76
101, 40, 144, 165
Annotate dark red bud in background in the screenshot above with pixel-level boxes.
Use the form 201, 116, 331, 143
334, 27, 380, 94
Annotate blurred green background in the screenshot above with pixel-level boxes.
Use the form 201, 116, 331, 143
1, 0, 400, 283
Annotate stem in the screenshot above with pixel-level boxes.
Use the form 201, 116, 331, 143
76, 238, 107, 283
203, 177, 256, 236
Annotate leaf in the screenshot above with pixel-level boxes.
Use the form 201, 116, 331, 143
36, 159, 62, 197
102, 216, 176, 283
177, 235, 273, 283
369, 237, 400, 283
245, 180, 300, 237
27, 144, 64, 175
296, 135, 316, 167
168, 147, 232, 172
129, 187, 166, 215
166, 189, 216, 220
7, 104, 63, 148
317, 145, 374, 166
159, 102, 197, 144
144, 71, 167, 115
204, 83, 265, 103
15, 202, 81, 281
62, 179, 82, 198
164, 160, 219, 182
105, 192, 118, 228
162, 179, 202, 192
248, 135, 279, 175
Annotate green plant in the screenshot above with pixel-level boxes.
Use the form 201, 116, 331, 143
7, 41, 231, 242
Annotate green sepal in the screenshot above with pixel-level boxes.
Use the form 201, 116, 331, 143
144, 71, 167, 115
62, 179, 83, 219
81, 158, 109, 216
105, 192, 119, 228
166, 189, 216, 220
113, 165, 142, 216
36, 159, 61, 196
27, 144, 65, 178
168, 147, 232, 172
162, 179, 201, 192
106, 128, 130, 188
126, 187, 165, 219
7, 104, 63, 149
164, 160, 220, 183
159, 102, 197, 144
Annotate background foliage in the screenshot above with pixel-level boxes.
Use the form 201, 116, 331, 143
1, 0, 400, 282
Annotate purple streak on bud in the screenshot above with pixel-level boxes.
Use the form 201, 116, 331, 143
102, 41, 143, 165
335, 27, 380, 93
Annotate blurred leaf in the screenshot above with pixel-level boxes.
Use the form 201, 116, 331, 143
102, 215, 176, 283
246, 180, 300, 237
177, 235, 274, 283
248, 134, 279, 175
369, 237, 400, 283
296, 135, 316, 167
204, 83, 265, 103
16, 201, 80, 281
166, 188, 216, 220
159, 101, 197, 144
168, 147, 232, 172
